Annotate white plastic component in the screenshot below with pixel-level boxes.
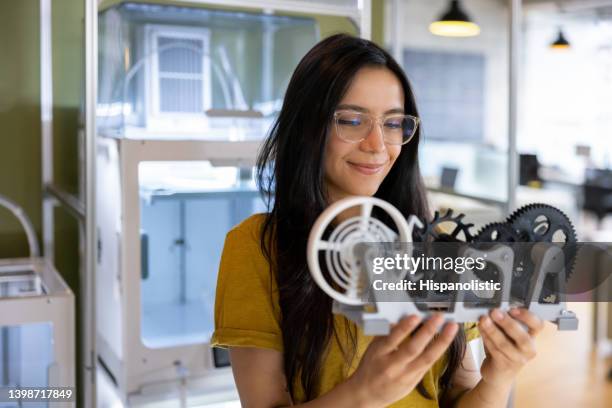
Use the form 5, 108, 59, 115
307, 196, 413, 305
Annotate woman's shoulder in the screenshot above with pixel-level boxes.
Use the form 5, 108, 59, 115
224, 213, 273, 259
213, 212, 282, 351
219, 213, 274, 279
229, 212, 270, 241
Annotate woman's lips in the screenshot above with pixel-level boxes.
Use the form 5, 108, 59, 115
347, 161, 386, 175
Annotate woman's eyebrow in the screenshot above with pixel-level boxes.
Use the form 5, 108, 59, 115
336, 104, 405, 114
385, 108, 405, 114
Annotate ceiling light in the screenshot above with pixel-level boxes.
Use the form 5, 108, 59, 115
430, 0, 481, 38
550, 29, 571, 49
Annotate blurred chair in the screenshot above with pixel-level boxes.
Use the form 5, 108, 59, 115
440, 166, 459, 189
519, 153, 541, 187
583, 168, 612, 226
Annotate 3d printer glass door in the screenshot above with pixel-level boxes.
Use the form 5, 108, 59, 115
138, 161, 266, 349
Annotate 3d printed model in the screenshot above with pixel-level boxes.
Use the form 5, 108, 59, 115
307, 196, 579, 335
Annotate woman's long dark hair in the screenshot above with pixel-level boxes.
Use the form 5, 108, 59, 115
256, 33, 465, 402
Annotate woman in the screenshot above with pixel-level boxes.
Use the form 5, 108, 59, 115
211, 34, 543, 407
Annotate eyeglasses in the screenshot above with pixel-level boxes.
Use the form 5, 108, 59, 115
333, 110, 420, 146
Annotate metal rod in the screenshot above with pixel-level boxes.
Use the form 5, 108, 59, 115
40, 0, 54, 262
506, 2, 522, 406
1, 275, 8, 386
84, 0, 98, 405
179, 200, 187, 304
507, 0, 521, 214
45, 185, 85, 221
261, 22, 274, 104
391, 0, 402, 62
360, 0, 372, 40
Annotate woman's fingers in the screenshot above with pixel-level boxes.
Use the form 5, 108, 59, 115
478, 315, 525, 363
380, 315, 422, 353
490, 309, 536, 358
478, 316, 511, 363
508, 308, 545, 336
406, 322, 459, 372
392, 314, 445, 361
482, 333, 511, 363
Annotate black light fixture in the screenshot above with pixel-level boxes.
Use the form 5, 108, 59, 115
430, 0, 480, 37
550, 28, 571, 50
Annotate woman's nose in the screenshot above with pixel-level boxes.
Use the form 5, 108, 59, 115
360, 122, 386, 153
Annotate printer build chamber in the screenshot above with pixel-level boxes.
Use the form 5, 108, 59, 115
97, 2, 318, 140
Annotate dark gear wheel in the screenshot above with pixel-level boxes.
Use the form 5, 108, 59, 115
508, 203, 576, 245
414, 208, 476, 243
507, 203, 578, 303
475, 222, 521, 243
412, 209, 476, 301
472, 222, 522, 282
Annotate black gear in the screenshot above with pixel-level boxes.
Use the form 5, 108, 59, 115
475, 222, 520, 243
507, 203, 578, 303
414, 208, 476, 243
411, 209, 475, 302
472, 222, 522, 282
508, 203, 576, 245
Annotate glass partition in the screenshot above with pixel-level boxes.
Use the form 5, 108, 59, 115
139, 161, 266, 348
388, 0, 510, 204
519, 2, 612, 235
521, 4, 612, 183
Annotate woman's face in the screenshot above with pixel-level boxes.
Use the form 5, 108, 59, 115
324, 66, 404, 203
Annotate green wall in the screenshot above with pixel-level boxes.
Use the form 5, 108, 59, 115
0, 1, 42, 259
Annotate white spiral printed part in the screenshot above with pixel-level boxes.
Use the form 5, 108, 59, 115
307, 196, 413, 305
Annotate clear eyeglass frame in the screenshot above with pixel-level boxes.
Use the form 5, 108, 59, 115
332, 110, 420, 146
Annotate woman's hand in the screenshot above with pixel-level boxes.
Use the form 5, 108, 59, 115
478, 307, 545, 389
347, 314, 458, 408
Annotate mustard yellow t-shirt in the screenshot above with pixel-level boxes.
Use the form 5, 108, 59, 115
211, 214, 480, 407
